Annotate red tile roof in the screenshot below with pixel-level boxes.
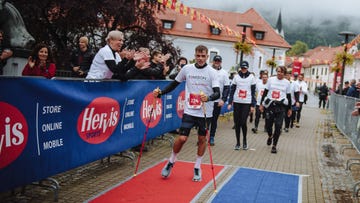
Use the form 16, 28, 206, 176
285, 46, 344, 68
156, 7, 291, 49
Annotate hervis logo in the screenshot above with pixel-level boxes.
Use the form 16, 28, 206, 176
0, 102, 28, 169
77, 97, 120, 144
176, 90, 185, 118
140, 93, 162, 128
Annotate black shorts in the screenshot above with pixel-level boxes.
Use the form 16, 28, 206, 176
178, 114, 211, 136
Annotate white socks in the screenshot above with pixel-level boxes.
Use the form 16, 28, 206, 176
194, 155, 203, 169
169, 151, 177, 163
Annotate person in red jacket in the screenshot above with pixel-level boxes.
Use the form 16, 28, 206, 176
22, 43, 56, 79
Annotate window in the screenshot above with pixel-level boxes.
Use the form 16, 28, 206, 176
210, 26, 221, 35
312, 68, 315, 75
162, 20, 174, 30
258, 56, 262, 69
325, 68, 327, 75
209, 51, 218, 62
185, 23, 192, 30
253, 31, 265, 40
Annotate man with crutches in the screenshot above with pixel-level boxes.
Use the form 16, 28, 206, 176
153, 45, 220, 182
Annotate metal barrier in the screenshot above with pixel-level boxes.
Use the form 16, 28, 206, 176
329, 94, 359, 152
329, 93, 360, 196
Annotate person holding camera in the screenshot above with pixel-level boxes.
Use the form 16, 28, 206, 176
168, 56, 187, 80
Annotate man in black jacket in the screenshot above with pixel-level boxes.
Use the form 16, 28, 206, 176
318, 83, 329, 109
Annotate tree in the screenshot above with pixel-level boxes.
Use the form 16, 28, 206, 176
9, 0, 179, 68
286, 40, 308, 56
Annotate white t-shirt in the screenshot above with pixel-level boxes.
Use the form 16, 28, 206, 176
175, 64, 220, 117
290, 80, 300, 105
295, 80, 308, 102
256, 80, 267, 105
86, 45, 121, 79
214, 67, 230, 102
265, 76, 291, 103
231, 73, 256, 104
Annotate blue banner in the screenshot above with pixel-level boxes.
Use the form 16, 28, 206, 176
0, 77, 185, 192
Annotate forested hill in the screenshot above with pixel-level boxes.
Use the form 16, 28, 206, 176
278, 16, 360, 49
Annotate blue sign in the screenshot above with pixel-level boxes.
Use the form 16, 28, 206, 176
0, 77, 185, 192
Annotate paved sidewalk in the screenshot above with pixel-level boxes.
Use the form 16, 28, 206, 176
1, 103, 359, 202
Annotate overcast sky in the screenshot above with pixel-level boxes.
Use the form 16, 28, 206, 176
181, 0, 360, 29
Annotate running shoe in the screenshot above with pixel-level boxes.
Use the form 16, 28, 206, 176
234, 145, 241, 150
193, 168, 202, 182
271, 146, 277, 153
251, 128, 258, 133
267, 137, 272, 146
243, 144, 248, 150
161, 162, 174, 178
209, 136, 215, 146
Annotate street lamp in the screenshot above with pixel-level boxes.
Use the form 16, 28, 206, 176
338, 31, 356, 95
237, 23, 253, 64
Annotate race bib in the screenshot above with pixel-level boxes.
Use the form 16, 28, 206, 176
260, 90, 264, 96
238, 89, 247, 99
187, 93, 202, 109
272, 90, 280, 99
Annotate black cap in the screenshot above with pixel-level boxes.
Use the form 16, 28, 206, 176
293, 72, 299, 77
240, 61, 249, 68
213, 55, 222, 62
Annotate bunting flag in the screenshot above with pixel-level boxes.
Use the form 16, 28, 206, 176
156, 0, 353, 64
171, 0, 176, 10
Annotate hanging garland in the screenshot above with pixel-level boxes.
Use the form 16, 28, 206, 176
266, 59, 277, 67
333, 51, 354, 66
233, 41, 253, 55
330, 52, 354, 73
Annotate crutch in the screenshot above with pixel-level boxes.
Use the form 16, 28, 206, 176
201, 92, 217, 193
134, 95, 157, 177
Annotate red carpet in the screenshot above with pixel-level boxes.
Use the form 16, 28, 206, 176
88, 160, 224, 203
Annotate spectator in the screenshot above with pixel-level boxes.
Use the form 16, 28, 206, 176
86, 30, 149, 80
153, 45, 220, 182
227, 61, 256, 150
351, 102, 360, 117
209, 55, 230, 146
338, 81, 350, 95
346, 79, 359, 98
70, 36, 95, 78
0, 30, 13, 75
169, 56, 187, 80
112, 47, 151, 81
22, 43, 56, 79
127, 50, 170, 80
318, 83, 329, 108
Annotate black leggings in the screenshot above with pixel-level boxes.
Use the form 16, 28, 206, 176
233, 103, 251, 145
266, 107, 285, 146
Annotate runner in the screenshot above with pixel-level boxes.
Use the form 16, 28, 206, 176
260, 66, 292, 153
209, 55, 230, 146
252, 71, 268, 134
227, 61, 256, 150
284, 71, 299, 132
153, 45, 220, 181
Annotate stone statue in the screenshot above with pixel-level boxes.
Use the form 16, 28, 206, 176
0, 0, 35, 48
